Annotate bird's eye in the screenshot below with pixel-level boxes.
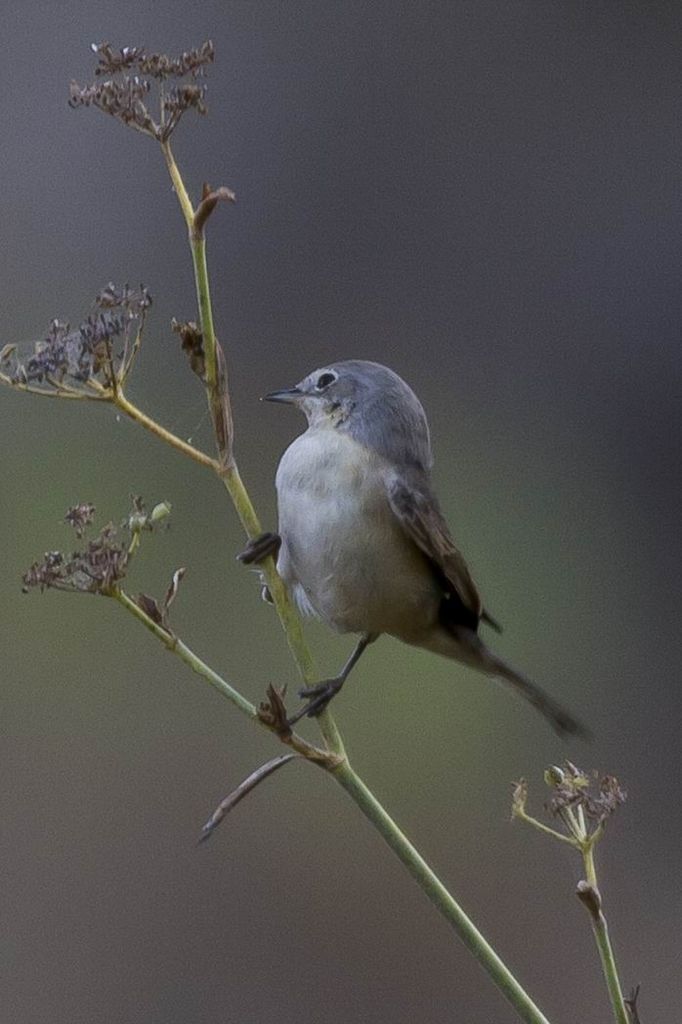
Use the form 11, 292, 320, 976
315, 372, 336, 390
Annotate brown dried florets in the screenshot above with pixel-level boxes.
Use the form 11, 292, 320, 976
546, 762, 627, 825
22, 524, 128, 595
23, 497, 170, 596
1, 284, 150, 394
65, 502, 96, 538
69, 41, 214, 142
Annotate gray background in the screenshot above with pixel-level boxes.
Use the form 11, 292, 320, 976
1, 2, 680, 1022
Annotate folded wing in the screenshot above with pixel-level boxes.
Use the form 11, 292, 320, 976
387, 475, 501, 634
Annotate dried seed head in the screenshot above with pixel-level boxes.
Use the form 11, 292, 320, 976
546, 761, 626, 825
69, 76, 157, 136
1, 284, 150, 396
71, 41, 214, 141
23, 497, 171, 597
65, 503, 96, 538
22, 525, 128, 595
96, 282, 151, 313
172, 318, 205, 381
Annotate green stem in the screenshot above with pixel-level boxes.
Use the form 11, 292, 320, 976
582, 846, 629, 1024
159, 140, 331, 727
334, 763, 551, 1024
113, 587, 257, 719
191, 235, 219, 391
516, 812, 579, 848
219, 463, 315, 685
114, 390, 219, 471
116, 572, 551, 1023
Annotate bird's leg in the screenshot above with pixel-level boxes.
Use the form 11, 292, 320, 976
288, 633, 377, 725
236, 531, 281, 565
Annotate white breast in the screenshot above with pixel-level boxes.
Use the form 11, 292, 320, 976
275, 426, 439, 637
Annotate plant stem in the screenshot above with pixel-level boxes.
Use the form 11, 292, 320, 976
114, 582, 549, 1023
582, 845, 629, 1024
191, 235, 219, 392
159, 140, 319, 691
160, 140, 195, 229
334, 762, 552, 1024
515, 811, 579, 848
113, 588, 337, 767
218, 463, 316, 682
114, 390, 219, 471
114, 587, 257, 718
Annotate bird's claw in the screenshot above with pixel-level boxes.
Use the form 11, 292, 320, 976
237, 531, 281, 565
286, 678, 344, 725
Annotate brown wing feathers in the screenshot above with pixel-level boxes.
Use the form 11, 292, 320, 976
387, 478, 501, 634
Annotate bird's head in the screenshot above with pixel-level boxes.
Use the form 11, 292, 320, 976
264, 360, 408, 428
264, 360, 432, 469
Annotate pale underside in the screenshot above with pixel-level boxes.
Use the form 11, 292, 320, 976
275, 425, 448, 648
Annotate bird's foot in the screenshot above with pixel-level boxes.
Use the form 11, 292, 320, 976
236, 531, 281, 565
287, 677, 345, 725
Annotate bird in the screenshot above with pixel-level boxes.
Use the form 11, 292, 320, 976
240, 360, 587, 738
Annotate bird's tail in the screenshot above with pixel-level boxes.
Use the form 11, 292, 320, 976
454, 630, 589, 739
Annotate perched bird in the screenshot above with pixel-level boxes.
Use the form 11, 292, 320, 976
241, 360, 586, 737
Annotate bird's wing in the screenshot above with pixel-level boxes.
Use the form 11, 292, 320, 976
387, 475, 501, 632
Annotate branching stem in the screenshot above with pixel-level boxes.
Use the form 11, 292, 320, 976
114, 586, 257, 718
580, 844, 629, 1024
112, 587, 337, 767
113, 390, 219, 470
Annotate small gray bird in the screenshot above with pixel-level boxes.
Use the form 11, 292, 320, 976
242, 360, 586, 737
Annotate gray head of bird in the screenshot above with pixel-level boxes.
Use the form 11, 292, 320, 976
264, 360, 433, 470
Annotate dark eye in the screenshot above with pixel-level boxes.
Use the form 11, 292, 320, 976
315, 372, 336, 390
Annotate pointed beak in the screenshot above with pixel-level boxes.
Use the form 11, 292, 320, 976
263, 386, 303, 404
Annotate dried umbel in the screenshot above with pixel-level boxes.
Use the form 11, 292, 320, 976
23, 524, 128, 595
22, 497, 170, 596
544, 762, 627, 827
512, 761, 626, 849
0, 284, 150, 397
64, 502, 96, 538
69, 41, 214, 142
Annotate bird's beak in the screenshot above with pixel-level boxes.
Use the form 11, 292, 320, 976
263, 387, 303, 404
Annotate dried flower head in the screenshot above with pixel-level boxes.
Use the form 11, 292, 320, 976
70, 41, 214, 142
172, 318, 205, 381
0, 284, 150, 398
546, 762, 626, 826
23, 497, 170, 596
512, 762, 626, 850
65, 502, 96, 538
23, 524, 128, 595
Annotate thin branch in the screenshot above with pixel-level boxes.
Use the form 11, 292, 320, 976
334, 764, 553, 1024
119, 314, 147, 385
199, 753, 299, 842
113, 586, 257, 718
580, 845, 630, 1024
113, 390, 219, 471
625, 985, 642, 1024
515, 812, 579, 848
0, 373, 109, 400
112, 587, 335, 767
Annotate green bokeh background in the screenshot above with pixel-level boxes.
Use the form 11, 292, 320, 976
1, 3, 680, 1022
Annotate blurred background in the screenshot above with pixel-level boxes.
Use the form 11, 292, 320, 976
1, 2, 680, 1022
